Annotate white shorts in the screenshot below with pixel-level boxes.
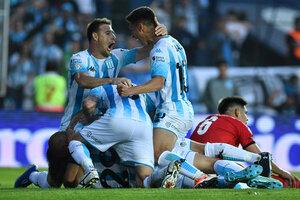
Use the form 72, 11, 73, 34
153, 112, 193, 138
79, 116, 154, 169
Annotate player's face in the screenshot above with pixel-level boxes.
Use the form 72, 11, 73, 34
129, 23, 147, 45
96, 24, 116, 57
238, 106, 248, 124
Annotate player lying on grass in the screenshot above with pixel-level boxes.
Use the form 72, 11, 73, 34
190, 96, 300, 188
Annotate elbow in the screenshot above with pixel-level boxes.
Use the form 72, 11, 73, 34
83, 100, 96, 111
156, 82, 164, 91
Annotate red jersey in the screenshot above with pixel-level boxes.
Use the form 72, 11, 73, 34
190, 114, 255, 149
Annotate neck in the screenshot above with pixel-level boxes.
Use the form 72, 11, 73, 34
148, 35, 165, 45
88, 45, 107, 59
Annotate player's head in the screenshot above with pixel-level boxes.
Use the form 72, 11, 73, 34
48, 131, 69, 158
218, 96, 248, 124
126, 6, 157, 45
87, 18, 116, 57
47, 131, 70, 187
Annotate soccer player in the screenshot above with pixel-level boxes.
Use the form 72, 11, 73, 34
68, 84, 183, 188
190, 96, 300, 188
15, 17, 168, 189
116, 6, 253, 187
59, 17, 167, 131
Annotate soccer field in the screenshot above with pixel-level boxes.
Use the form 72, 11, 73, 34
1, 168, 299, 200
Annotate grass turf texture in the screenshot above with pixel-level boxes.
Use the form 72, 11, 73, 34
1, 168, 299, 200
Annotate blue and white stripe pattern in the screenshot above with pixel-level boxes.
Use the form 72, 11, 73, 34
59, 48, 137, 131
89, 85, 155, 125
150, 36, 194, 119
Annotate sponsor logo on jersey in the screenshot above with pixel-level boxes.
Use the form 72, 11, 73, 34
71, 59, 82, 64
152, 56, 165, 62
88, 66, 96, 72
86, 131, 102, 144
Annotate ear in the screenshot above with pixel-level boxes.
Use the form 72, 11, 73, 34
137, 23, 144, 32
92, 32, 98, 41
234, 108, 240, 118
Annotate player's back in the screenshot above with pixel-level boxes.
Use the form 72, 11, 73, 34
190, 114, 247, 147
150, 36, 193, 117
90, 85, 155, 125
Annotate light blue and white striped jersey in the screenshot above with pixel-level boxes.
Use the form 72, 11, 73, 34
150, 36, 194, 118
59, 48, 137, 131
89, 85, 155, 125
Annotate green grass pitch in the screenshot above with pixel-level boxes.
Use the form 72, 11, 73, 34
0, 167, 299, 200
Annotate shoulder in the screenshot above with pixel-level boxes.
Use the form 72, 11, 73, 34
70, 50, 89, 63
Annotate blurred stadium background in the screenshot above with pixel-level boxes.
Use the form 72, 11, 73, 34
0, 0, 299, 173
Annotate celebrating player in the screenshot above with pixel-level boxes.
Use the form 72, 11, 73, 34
14, 17, 168, 189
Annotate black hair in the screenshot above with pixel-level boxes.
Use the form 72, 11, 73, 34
218, 96, 248, 114
216, 58, 228, 67
126, 6, 156, 28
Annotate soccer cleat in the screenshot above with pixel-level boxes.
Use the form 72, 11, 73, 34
194, 175, 218, 188
14, 164, 38, 188
247, 176, 283, 189
255, 152, 272, 177
77, 169, 99, 188
161, 160, 181, 188
225, 165, 263, 183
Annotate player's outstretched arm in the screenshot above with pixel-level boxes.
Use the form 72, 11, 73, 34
117, 75, 165, 97
74, 72, 131, 88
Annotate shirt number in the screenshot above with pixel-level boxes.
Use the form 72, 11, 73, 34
197, 116, 218, 135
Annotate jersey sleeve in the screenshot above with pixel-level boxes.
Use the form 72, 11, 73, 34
70, 54, 88, 76
150, 47, 169, 79
112, 48, 137, 70
238, 123, 255, 149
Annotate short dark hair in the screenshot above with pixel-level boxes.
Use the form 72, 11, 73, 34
216, 59, 228, 67
126, 6, 156, 28
218, 96, 248, 114
87, 18, 112, 42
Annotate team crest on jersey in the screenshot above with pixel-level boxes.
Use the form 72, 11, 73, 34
74, 64, 82, 70
88, 66, 96, 72
105, 59, 114, 69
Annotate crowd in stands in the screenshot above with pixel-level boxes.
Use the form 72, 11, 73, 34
2, 0, 300, 115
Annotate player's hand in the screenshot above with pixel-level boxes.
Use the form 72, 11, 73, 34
279, 169, 298, 188
154, 17, 167, 36
117, 83, 131, 97
112, 77, 132, 87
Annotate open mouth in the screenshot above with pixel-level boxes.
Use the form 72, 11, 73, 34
108, 42, 115, 51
